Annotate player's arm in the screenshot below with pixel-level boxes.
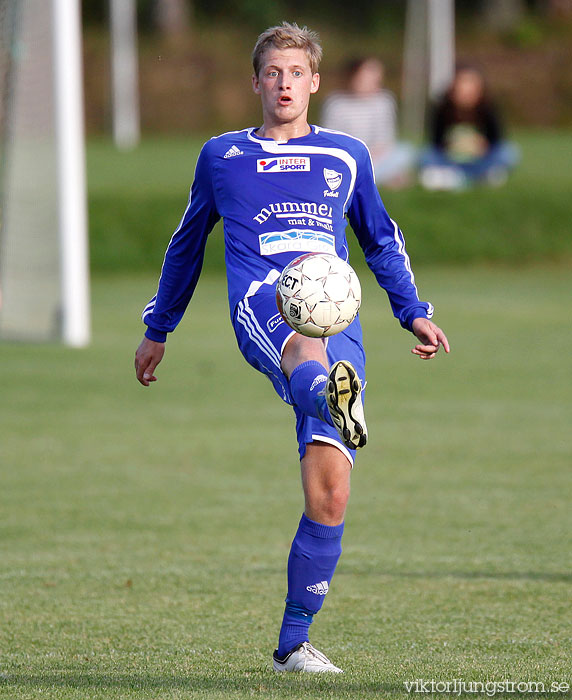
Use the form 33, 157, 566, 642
135, 142, 220, 385
347, 145, 449, 358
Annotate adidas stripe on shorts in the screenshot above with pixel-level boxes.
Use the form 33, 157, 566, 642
232, 283, 366, 466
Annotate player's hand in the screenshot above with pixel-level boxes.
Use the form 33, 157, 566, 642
135, 337, 165, 386
411, 317, 450, 360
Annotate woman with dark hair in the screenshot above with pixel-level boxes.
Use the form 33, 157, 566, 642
419, 65, 520, 190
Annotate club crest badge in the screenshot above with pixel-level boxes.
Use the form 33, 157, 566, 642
323, 168, 342, 191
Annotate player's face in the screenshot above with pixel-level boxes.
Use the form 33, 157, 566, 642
252, 48, 320, 129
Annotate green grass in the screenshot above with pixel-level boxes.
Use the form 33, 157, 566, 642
87, 130, 572, 272
1, 266, 571, 698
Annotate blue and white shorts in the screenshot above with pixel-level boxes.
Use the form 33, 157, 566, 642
232, 277, 366, 465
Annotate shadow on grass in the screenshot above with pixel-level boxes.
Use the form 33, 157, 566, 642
1, 672, 407, 697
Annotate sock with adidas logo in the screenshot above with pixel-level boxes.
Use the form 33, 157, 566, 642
288, 361, 334, 427
277, 513, 344, 658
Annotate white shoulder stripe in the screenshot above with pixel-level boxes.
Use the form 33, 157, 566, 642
315, 125, 369, 150
317, 125, 377, 180
210, 127, 251, 140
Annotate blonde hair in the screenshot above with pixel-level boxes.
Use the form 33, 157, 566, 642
252, 21, 322, 77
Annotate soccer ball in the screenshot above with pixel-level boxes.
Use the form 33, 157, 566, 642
276, 253, 361, 338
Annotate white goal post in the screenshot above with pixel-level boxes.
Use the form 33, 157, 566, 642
0, 0, 90, 347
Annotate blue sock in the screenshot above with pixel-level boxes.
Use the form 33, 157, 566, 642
288, 361, 333, 427
277, 513, 344, 657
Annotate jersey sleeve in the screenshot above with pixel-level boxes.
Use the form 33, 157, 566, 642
142, 142, 220, 342
346, 145, 433, 331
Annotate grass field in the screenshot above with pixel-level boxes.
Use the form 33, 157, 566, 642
1, 262, 571, 698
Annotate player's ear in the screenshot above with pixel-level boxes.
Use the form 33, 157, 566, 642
310, 72, 320, 94
252, 73, 261, 94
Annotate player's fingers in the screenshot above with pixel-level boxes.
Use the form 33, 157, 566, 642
411, 348, 437, 359
436, 328, 451, 353
413, 342, 439, 354
135, 355, 153, 386
142, 359, 159, 384
416, 332, 438, 351
136, 365, 150, 386
416, 350, 437, 360
411, 343, 439, 359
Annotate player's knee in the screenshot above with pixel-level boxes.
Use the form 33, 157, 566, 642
281, 333, 328, 377
326, 488, 349, 522
309, 482, 349, 524
302, 442, 351, 523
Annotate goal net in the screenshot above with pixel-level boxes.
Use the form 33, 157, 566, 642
0, 0, 90, 346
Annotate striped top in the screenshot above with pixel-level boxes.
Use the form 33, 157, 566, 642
320, 90, 397, 153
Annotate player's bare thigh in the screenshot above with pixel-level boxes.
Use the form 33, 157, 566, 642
301, 441, 351, 525
281, 333, 329, 378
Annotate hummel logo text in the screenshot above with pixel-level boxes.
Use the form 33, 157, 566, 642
306, 580, 329, 595
224, 145, 243, 158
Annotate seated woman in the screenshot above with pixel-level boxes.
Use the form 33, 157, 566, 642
321, 57, 415, 188
419, 64, 520, 190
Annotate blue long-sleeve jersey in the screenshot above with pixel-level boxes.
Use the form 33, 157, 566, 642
142, 126, 433, 342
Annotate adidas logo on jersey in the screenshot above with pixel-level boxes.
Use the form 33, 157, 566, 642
306, 580, 329, 595
224, 145, 243, 158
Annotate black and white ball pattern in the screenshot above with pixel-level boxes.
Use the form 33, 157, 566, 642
276, 253, 361, 337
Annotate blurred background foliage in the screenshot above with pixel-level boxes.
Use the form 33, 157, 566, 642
81, 0, 572, 135
82, 0, 568, 34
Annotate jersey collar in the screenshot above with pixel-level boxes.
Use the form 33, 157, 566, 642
247, 125, 318, 145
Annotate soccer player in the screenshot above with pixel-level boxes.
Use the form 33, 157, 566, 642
135, 22, 449, 673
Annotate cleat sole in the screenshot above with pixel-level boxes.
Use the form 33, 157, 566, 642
326, 360, 368, 450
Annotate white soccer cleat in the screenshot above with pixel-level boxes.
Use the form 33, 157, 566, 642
326, 360, 367, 450
273, 642, 343, 673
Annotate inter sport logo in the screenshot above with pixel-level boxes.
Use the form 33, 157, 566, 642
257, 157, 310, 172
